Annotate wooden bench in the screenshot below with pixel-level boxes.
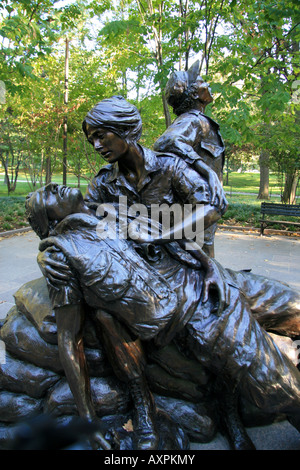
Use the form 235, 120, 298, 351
260, 202, 300, 235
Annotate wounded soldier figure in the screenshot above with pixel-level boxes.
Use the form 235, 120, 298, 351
25, 183, 300, 450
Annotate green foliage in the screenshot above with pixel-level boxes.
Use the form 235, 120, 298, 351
220, 198, 261, 225
138, 95, 167, 147
0, 196, 28, 231
0, 1, 59, 91
0, 0, 299, 201
220, 194, 299, 231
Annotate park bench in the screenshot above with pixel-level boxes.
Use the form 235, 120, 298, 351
260, 202, 300, 235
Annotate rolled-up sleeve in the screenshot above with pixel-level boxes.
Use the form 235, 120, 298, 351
84, 176, 105, 212
154, 114, 201, 164
171, 158, 211, 205
37, 248, 83, 309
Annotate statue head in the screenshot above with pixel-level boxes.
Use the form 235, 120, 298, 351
165, 61, 213, 115
82, 95, 142, 145
25, 184, 85, 239
165, 70, 189, 109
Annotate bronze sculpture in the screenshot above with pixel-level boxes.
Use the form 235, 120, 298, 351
0, 94, 299, 450
34, 95, 228, 449
24, 182, 300, 450
154, 61, 226, 257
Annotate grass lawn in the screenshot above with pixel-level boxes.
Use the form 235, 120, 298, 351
223, 171, 291, 196
222, 172, 299, 233
0, 173, 87, 232
0, 172, 299, 234
0, 173, 88, 198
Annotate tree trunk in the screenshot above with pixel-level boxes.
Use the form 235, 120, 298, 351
0, 153, 9, 190
282, 172, 299, 204
257, 149, 270, 199
77, 158, 81, 188
4, 152, 8, 184
45, 155, 51, 185
162, 91, 171, 128
136, 0, 171, 128
63, 37, 69, 186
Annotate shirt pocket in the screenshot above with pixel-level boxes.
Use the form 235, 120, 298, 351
82, 251, 132, 302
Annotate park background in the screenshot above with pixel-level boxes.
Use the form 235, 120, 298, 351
0, 0, 299, 234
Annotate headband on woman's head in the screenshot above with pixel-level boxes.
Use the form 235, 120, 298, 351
83, 95, 142, 143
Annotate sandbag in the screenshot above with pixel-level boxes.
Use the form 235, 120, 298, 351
0, 307, 111, 377
0, 391, 42, 423
0, 307, 63, 373
14, 277, 57, 344
13, 277, 103, 349
45, 376, 130, 418
0, 351, 60, 399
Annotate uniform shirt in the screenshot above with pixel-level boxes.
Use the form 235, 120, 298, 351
38, 214, 183, 342
84, 146, 211, 211
153, 110, 225, 179
82, 147, 217, 344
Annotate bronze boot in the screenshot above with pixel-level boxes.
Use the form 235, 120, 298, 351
129, 376, 159, 450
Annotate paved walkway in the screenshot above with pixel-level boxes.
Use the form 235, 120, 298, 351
0, 228, 299, 450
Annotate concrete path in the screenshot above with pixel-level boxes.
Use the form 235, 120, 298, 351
0, 231, 41, 319
0, 228, 299, 450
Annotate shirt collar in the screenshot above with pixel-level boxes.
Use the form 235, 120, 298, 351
106, 146, 160, 192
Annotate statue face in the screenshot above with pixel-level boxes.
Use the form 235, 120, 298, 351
86, 125, 129, 164
45, 183, 84, 222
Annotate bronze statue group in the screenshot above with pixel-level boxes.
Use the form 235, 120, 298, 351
19, 63, 300, 450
